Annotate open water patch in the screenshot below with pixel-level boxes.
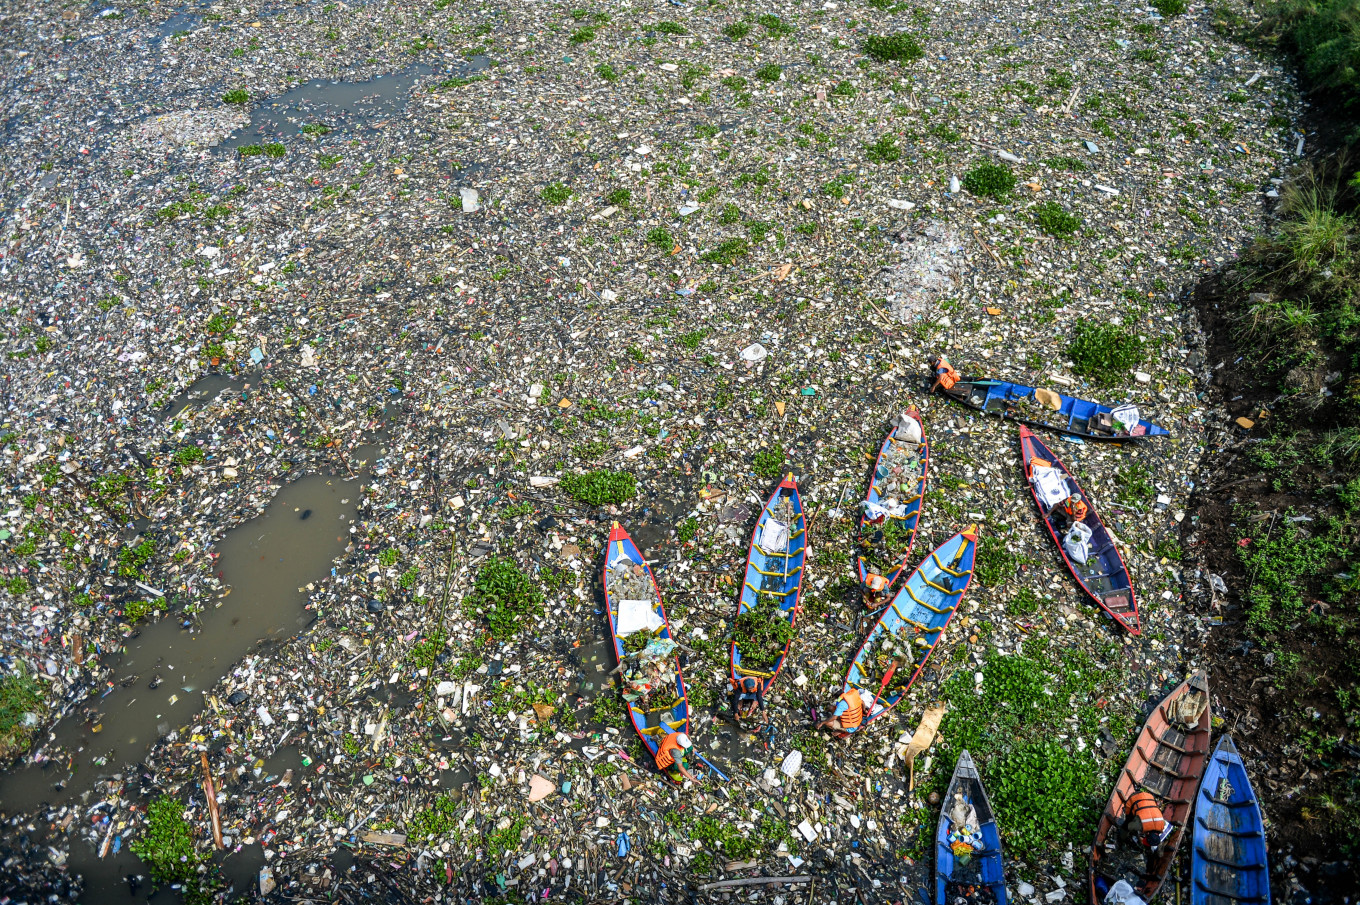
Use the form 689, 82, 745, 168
0, 473, 361, 897
217, 56, 490, 152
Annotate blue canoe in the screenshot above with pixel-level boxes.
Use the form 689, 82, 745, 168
843, 527, 978, 726
729, 473, 805, 696
604, 522, 690, 763
937, 375, 1170, 440
1193, 736, 1270, 905
856, 409, 929, 604
936, 750, 1009, 905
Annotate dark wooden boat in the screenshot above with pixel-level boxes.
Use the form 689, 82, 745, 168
1019, 425, 1140, 635
1091, 672, 1212, 904
729, 474, 805, 696
842, 527, 977, 727
936, 375, 1170, 440
856, 409, 929, 606
1192, 736, 1270, 905
603, 522, 690, 763
935, 750, 1008, 905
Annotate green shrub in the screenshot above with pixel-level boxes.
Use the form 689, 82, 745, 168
1067, 319, 1146, 384
540, 182, 571, 205
596, 63, 619, 82
560, 470, 637, 506
753, 445, 785, 479
677, 517, 698, 543
1032, 201, 1081, 237
646, 227, 673, 250
238, 144, 263, 157
862, 33, 924, 62
1240, 516, 1339, 631
132, 796, 206, 890
831, 79, 856, 97
990, 740, 1098, 851
732, 592, 796, 667
469, 556, 545, 639
701, 238, 751, 264
757, 14, 796, 36
1006, 588, 1042, 616
0, 667, 44, 759
569, 26, 596, 43
263, 142, 286, 158
974, 533, 1018, 586
755, 63, 783, 82
1277, 0, 1360, 108
866, 134, 901, 163
223, 89, 250, 104
1152, 0, 1187, 15
962, 162, 1016, 199
656, 21, 687, 35
724, 22, 752, 39
679, 329, 709, 349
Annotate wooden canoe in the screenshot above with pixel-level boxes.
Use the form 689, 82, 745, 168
935, 750, 1009, 905
603, 522, 690, 763
1019, 425, 1140, 635
936, 374, 1170, 440
856, 409, 929, 606
1090, 671, 1211, 904
1192, 736, 1270, 905
729, 473, 805, 697
842, 527, 977, 727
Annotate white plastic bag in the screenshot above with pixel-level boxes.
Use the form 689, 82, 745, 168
616, 597, 664, 636
1106, 880, 1147, 905
1064, 521, 1093, 564
1111, 404, 1140, 429
893, 414, 922, 444
1031, 466, 1069, 507
760, 518, 789, 554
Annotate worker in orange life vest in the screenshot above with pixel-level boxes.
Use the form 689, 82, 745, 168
816, 689, 865, 738
1122, 791, 1168, 852
655, 731, 699, 784
1060, 492, 1088, 525
931, 356, 962, 393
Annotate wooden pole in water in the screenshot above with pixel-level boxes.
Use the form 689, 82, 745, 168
200, 752, 224, 850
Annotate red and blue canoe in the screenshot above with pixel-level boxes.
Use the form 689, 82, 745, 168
856, 409, 929, 605
842, 526, 978, 727
603, 522, 690, 760
1019, 426, 1140, 634
729, 473, 805, 696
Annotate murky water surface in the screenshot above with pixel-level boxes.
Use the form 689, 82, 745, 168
0, 469, 364, 899
218, 57, 489, 151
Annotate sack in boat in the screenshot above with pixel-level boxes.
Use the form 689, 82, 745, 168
892, 413, 923, 444
1034, 388, 1063, 410
1031, 465, 1069, 508
760, 518, 789, 554
1063, 521, 1093, 564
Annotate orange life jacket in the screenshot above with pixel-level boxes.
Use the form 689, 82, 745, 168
1126, 791, 1166, 834
1064, 497, 1089, 522
655, 733, 684, 769
934, 359, 961, 391
837, 691, 864, 730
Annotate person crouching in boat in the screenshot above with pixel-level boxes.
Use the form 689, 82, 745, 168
931, 356, 963, 394
862, 571, 891, 611
732, 676, 765, 724
1119, 791, 1169, 858
816, 690, 865, 739
1055, 492, 1088, 529
655, 731, 700, 784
